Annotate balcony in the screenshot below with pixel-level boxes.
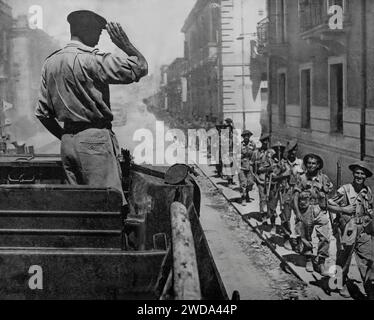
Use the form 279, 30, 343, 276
299, 0, 350, 45
187, 42, 217, 72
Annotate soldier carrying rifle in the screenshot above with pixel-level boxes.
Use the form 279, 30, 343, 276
283, 139, 304, 251
251, 133, 274, 217
239, 130, 256, 205
266, 143, 290, 235
293, 154, 333, 275
328, 161, 374, 299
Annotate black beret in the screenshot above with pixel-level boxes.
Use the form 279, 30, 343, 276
67, 10, 107, 29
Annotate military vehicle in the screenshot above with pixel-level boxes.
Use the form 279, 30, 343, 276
0, 150, 228, 300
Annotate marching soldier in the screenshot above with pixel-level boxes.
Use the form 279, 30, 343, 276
328, 162, 374, 299
251, 133, 275, 217
293, 154, 333, 275
283, 139, 304, 250
238, 130, 256, 205
266, 143, 290, 234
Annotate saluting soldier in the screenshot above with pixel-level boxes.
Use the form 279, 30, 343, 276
293, 154, 333, 275
251, 133, 275, 216
283, 139, 304, 250
35, 10, 148, 203
266, 143, 290, 234
328, 162, 374, 299
238, 130, 256, 205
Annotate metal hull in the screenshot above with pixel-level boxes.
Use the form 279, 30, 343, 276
0, 155, 227, 300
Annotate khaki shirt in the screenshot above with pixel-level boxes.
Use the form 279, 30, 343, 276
287, 158, 304, 185
35, 41, 142, 123
294, 172, 333, 209
241, 140, 256, 170
329, 184, 373, 219
251, 148, 275, 184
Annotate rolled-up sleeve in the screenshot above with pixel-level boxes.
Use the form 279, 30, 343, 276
92, 52, 142, 84
35, 65, 54, 119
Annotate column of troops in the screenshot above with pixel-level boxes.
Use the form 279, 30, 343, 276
239, 130, 374, 299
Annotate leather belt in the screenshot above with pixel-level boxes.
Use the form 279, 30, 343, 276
64, 121, 112, 135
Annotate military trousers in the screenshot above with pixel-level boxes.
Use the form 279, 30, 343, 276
336, 225, 374, 292
257, 183, 266, 214
295, 205, 330, 260
61, 128, 125, 204
239, 170, 254, 194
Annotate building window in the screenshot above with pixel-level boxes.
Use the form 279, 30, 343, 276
329, 62, 344, 133
300, 68, 312, 129
328, 0, 344, 11
1, 31, 7, 59
278, 72, 286, 125
275, 0, 287, 43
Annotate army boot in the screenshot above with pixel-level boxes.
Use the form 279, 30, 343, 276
245, 191, 251, 203
289, 237, 300, 253
339, 285, 350, 299
305, 257, 314, 273
240, 196, 247, 206
317, 258, 330, 277
270, 215, 277, 235
227, 177, 234, 186
283, 236, 293, 251
365, 281, 374, 300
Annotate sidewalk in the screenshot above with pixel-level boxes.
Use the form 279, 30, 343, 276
196, 161, 366, 300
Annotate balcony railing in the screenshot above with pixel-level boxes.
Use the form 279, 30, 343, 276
257, 17, 269, 48
299, 0, 327, 33
299, 0, 349, 37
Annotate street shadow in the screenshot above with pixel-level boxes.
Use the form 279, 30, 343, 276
267, 233, 288, 248
243, 212, 263, 223
282, 254, 307, 268
309, 276, 333, 296
257, 223, 273, 234
347, 280, 367, 300
229, 196, 245, 204
309, 278, 366, 300
216, 181, 230, 188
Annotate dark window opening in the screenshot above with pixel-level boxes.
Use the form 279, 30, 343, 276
330, 63, 344, 133
278, 73, 286, 125
280, 0, 286, 43
301, 69, 311, 129
329, 0, 344, 10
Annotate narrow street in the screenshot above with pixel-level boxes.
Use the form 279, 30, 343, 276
194, 159, 366, 300
30, 105, 367, 300
195, 166, 314, 300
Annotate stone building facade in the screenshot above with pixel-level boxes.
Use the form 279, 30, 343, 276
264, 0, 374, 185
0, 0, 13, 134
181, 0, 266, 135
